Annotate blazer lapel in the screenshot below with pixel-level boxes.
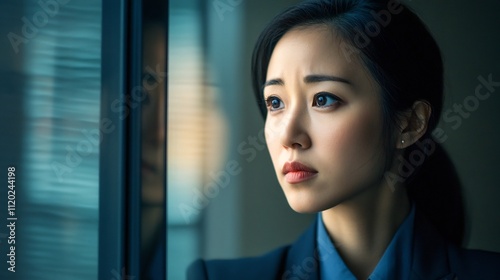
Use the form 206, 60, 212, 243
283, 219, 320, 280
281, 210, 460, 280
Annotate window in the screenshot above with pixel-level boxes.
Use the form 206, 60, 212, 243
0, 0, 101, 279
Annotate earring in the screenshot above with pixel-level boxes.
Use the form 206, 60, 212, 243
401, 139, 405, 144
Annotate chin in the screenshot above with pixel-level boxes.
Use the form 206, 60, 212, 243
284, 189, 337, 214
289, 205, 319, 214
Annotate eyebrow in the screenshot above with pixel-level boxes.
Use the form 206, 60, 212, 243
304, 74, 351, 85
263, 79, 284, 87
263, 74, 351, 89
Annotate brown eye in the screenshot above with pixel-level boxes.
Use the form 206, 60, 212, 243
313, 92, 341, 108
265, 96, 284, 111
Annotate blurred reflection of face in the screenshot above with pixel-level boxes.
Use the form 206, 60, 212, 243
264, 26, 388, 213
142, 25, 165, 206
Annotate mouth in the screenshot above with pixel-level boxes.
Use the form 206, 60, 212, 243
282, 161, 318, 184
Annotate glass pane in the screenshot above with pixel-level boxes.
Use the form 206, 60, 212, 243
0, 1, 101, 279
167, 0, 244, 277
167, 1, 205, 279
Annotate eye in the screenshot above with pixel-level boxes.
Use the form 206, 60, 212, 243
313, 92, 341, 108
265, 96, 284, 111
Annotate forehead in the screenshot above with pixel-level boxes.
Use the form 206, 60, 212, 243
266, 25, 372, 86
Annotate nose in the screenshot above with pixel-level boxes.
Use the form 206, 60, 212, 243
279, 105, 311, 150
142, 90, 165, 146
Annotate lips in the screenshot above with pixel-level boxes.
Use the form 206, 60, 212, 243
282, 161, 318, 184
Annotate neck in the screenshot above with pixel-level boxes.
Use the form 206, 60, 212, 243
321, 181, 410, 280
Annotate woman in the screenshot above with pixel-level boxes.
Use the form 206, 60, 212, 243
188, 0, 500, 279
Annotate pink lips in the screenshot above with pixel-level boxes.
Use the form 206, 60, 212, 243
282, 161, 318, 184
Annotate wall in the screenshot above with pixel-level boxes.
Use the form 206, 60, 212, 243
407, 0, 500, 251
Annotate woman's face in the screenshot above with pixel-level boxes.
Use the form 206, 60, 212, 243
264, 26, 389, 213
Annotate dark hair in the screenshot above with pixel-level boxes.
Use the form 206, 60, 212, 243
251, 0, 465, 246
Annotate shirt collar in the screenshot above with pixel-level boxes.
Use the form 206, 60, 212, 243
316, 204, 416, 280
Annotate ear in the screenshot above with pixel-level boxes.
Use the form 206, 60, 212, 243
398, 100, 432, 149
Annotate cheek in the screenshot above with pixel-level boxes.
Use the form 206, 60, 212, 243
264, 121, 279, 158
264, 119, 286, 172
317, 108, 384, 175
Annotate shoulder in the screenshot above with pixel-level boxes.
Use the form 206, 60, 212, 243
412, 210, 500, 279
447, 245, 500, 279
187, 219, 319, 280
186, 245, 290, 280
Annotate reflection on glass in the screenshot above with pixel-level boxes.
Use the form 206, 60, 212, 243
141, 20, 166, 279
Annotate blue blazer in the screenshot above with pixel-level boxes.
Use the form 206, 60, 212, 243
187, 212, 500, 279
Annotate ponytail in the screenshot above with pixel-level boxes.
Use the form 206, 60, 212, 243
406, 140, 465, 246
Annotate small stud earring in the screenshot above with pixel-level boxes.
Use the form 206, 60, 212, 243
401, 139, 405, 144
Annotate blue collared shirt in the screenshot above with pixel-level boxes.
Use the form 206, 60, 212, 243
316, 205, 415, 280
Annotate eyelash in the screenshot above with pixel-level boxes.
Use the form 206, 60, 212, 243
312, 92, 342, 108
264, 92, 342, 112
265, 96, 284, 112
